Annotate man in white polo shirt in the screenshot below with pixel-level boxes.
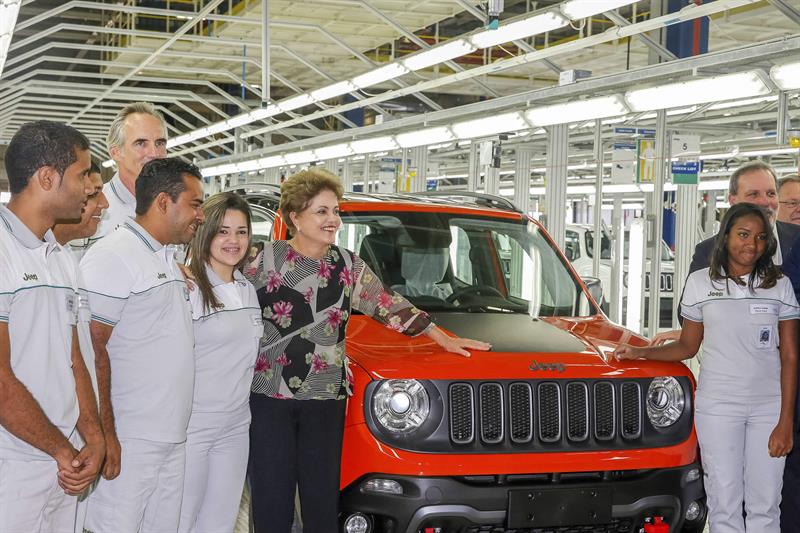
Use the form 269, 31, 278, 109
0, 121, 104, 532
89, 101, 167, 245
81, 157, 205, 532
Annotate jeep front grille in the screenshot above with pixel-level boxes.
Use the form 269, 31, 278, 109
448, 380, 645, 447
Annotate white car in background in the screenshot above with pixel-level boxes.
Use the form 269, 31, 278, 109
565, 224, 675, 328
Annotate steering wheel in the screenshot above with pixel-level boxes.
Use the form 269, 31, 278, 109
447, 285, 505, 303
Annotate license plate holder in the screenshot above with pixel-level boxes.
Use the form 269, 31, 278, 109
507, 486, 612, 528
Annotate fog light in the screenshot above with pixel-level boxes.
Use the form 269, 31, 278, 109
343, 513, 371, 533
685, 468, 701, 483
362, 478, 403, 495
685, 500, 702, 522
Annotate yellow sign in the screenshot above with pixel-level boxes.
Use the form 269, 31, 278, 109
637, 139, 656, 183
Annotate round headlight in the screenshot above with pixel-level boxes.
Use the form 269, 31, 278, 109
372, 379, 429, 434
646, 376, 685, 428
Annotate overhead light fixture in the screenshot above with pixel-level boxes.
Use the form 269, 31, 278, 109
525, 95, 629, 126
0, 0, 21, 78
310, 81, 357, 102
350, 136, 399, 154
250, 105, 280, 121
101, 159, 116, 168
770, 61, 800, 90
470, 12, 568, 49
560, 0, 639, 20
450, 112, 528, 139
625, 71, 771, 112
352, 63, 409, 89
236, 160, 263, 173
278, 94, 316, 113
313, 143, 353, 160
284, 150, 317, 165
226, 114, 256, 129
396, 126, 455, 148
256, 155, 286, 169
401, 39, 476, 71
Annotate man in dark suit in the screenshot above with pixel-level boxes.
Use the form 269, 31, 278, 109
652, 161, 800, 532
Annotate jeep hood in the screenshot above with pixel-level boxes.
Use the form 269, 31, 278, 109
345, 313, 677, 381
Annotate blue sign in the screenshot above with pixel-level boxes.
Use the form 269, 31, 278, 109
614, 127, 637, 135
426, 179, 438, 191
637, 128, 656, 138
671, 161, 700, 174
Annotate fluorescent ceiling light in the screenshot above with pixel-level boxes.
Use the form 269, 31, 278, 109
625, 71, 771, 112
284, 151, 317, 165
470, 12, 568, 49
352, 63, 409, 89
525, 95, 628, 126
226, 114, 255, 129
313, 143, 353, 160
250, 105, 280, 121
0, 0, 21, 77
236, 160, 263, 173
101, 159, 116, 168
396, 126, 455, 148
207, 163, 238, 177
0, 192, 10, 204
560, 0, 639, 20
256, 156, 286, 169
310, 81, 357, 102
770, 61, 800, 90
277, 94, 315, 113
401, 39, 476, 71
450, 112, 528, 139
350, 136, 399, 154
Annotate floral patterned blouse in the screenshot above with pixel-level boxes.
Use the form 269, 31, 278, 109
246, 241, 433, 401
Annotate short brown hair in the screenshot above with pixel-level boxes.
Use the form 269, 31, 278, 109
778, 174, 800, 192
729, 160, 777, 196
279, 168, 344, 232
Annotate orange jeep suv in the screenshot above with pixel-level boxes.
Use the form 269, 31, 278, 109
241, 185, 706, 533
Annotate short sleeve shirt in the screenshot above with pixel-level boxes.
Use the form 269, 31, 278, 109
80, 219, 194, 443
681, 267, 800, 400
190, 266, 261, 415
0, 205, 80, 460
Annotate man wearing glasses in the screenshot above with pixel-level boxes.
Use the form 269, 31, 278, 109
777, 175, 800, 226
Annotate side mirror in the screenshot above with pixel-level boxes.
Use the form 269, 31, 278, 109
581, 276, 604, 305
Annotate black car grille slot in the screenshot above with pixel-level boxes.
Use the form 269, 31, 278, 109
621, 382, 642, 439
508, 382, 533, 443
566, 382, 589, 442
479, 383, 504, 444
449, 383, 474, 444
538, 382, 561, 443
594, 382, 616, 441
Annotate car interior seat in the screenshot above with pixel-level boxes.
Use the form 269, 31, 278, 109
392, 248, 453, 300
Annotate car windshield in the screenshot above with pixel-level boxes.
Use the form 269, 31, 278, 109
337, 211, 596, 318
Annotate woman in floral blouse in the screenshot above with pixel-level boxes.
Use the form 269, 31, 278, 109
246, 168, 491, 533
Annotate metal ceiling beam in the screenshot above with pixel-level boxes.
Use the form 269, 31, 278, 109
239, 0, 761, 141
67, 0, 227, 124
209, 33, 800, 166
359, 0, 499, 99
767, 0, 800, 25
603, 10, 678, 62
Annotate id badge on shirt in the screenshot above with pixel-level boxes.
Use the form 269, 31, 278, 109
757, 325, 772, 349
65, 293, 78, 325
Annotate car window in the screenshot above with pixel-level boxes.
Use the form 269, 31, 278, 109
338, 211, 596, 318
564, 230, 580, 261
250, 207, 274, 244
584, 231, 613, 260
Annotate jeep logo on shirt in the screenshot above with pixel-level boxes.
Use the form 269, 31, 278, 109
22, 273, 38, 281
529, 360, 566, 373
708, 290, 723, 297
157, 273, 167, 280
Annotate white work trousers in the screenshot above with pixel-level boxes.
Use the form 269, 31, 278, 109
0, 457, 77, 533
84, 438, 186, 533
178, 410, 250, 533
695, 393, 785, 533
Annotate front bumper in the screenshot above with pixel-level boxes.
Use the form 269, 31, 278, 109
340, 463, 706, 533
